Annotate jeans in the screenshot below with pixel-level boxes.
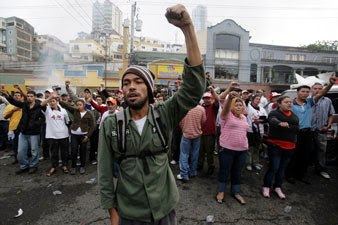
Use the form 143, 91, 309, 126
312, 131, 328, 172
198, 135, 215, 169
0, 121, 9, 149
89, 128, 99, 161
263, 143, 294, 188
246, 132, 262, 166
179, 136, 201, 179
218, 147, 247, 195
49, 138, 69, 168
119, 210, 176, 225
71, 134, 87, 168
18, 133, 40, 169
171, 128, 182, 162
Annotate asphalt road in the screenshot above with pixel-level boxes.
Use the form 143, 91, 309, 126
1, 148, 337, 225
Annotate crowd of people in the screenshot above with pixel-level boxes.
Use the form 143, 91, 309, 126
0, 4, 336, 225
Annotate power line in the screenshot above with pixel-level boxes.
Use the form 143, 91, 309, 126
63, 0, 92, 27
74, 0, 92, 21
53, 0, 86, 28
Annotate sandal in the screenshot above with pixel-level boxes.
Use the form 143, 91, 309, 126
215, 193, 224, 204
47, 168, 56, 177
63, 166, 69, 174
233, 194, 246, 205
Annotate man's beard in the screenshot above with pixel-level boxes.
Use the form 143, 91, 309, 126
125, 96, 148, 110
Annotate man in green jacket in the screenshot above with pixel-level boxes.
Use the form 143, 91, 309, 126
98, 4, 205, 225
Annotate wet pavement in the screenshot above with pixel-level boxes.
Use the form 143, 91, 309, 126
1, 149, 337, 225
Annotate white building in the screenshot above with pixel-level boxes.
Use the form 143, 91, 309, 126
64, 40, 104, 62
192, 5, 207, 32
92, 0, 123, 41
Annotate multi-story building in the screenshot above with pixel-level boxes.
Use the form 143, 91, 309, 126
4, 17, 34, 61
92, 0, 123, 41
34, 35, 68, 61
64, 40, 104, 62
0, 18, 6, 54
192, 5, 207, 32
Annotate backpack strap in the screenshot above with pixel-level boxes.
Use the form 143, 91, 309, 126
150, 105, 168, 151
115, 110, 127, 153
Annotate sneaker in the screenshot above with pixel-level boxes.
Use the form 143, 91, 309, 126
39, 156, 44, 161
15, 167, 29, 175
274, 188, 286, 199
91, 160, 97, 165
170, 160, 177, 165
70, 168, 76, 175
320, 171, 331, 179
213, 150, 218, 155
80, 167, 86, 174
262, 187, 270, 198
28, 167, 38, 174
176, 174, 188, 182
246, 165, 252, 171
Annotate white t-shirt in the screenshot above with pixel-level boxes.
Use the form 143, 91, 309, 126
247, 104, 267, 134
99, 110, 118, 129
259, 96, 268, 109
134, 116, 147, 135
43, 106, 70, 139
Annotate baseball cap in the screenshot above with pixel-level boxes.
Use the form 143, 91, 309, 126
84, 88, 91, 94
269, 92, 281, 101
117, 90, 124, 94
45, 88, 53, 93
202, 92, 213, 98
242, 90, 249, 94
106, 97, 117, 105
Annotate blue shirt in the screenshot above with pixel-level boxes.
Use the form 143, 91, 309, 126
292, 97, 314, 129
311, 97, 335, 131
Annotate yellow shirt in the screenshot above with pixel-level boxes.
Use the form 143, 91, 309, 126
3, 105, 22, 131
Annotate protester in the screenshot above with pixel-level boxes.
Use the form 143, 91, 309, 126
65, 81, 100, 165
265, 92, 282, 114
3, 91, 23, 164
177, 105, 206, 182
216, 82, 248, 205
98, 97, 118, 128
257, 89, 268, 108
311, 82, 335, 179
286, 74, 336, 184
198, 87, 219, 175
263, 96, 299, 199
41, 92, 70, 176
59, 97, 95, 175
1, 89, 44, 174
246, 95, 268, 171
98, 5, 204, 224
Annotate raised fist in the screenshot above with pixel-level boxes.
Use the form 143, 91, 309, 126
165, 5, 192, 29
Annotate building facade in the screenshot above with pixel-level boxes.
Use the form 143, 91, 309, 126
64, 40, 105, 62
202, 19, 338, 89
3, 17, 34, 61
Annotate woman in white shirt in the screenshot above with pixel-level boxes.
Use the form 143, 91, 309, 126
246, 95, 267, 171
41, 94, 70, 176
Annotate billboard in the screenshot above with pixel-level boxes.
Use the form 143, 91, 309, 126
157, 65, 183, 79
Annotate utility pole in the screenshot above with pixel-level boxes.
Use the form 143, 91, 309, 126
130, 2, 136, 53
104, 34, 108, 87
121, 20, 129, 78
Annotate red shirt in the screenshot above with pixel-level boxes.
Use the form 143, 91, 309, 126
201, 103, 219, 135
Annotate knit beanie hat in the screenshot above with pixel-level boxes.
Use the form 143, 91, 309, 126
121, 65, 155, 104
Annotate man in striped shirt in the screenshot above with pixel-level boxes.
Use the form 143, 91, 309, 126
177, 105, 206, 182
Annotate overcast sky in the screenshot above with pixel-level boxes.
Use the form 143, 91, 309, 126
1, 0, 337, 46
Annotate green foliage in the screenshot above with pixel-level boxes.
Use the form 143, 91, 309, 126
302, 40, 338, 51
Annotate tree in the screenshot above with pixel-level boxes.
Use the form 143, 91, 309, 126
302, 40, 338, 51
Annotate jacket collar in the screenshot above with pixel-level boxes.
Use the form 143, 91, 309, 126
125, 105, 154, 127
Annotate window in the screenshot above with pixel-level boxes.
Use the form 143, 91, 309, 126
285, 54, 291, 61
16, 22, 23, 29
8, 30, 12, 35
9, 39, 12, 44
8, 48, 12, 53
6, 22, 14, 26
299, 55, 305, 61
118, 44, 123, 49
285, 54, 306, 61
263, 51, 274, 59
73, 45, 79, 49
141, 46, 145, 49
88, 44, 92, 47
152, 48, 157, 51
250, 64, 257, 82
291, 54, 297, 61
83, 56, 89, 60
215, 49, 239, 59
114, 54, 122, 59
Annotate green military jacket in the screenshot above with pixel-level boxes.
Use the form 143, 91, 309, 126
98, 59, 205, 222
